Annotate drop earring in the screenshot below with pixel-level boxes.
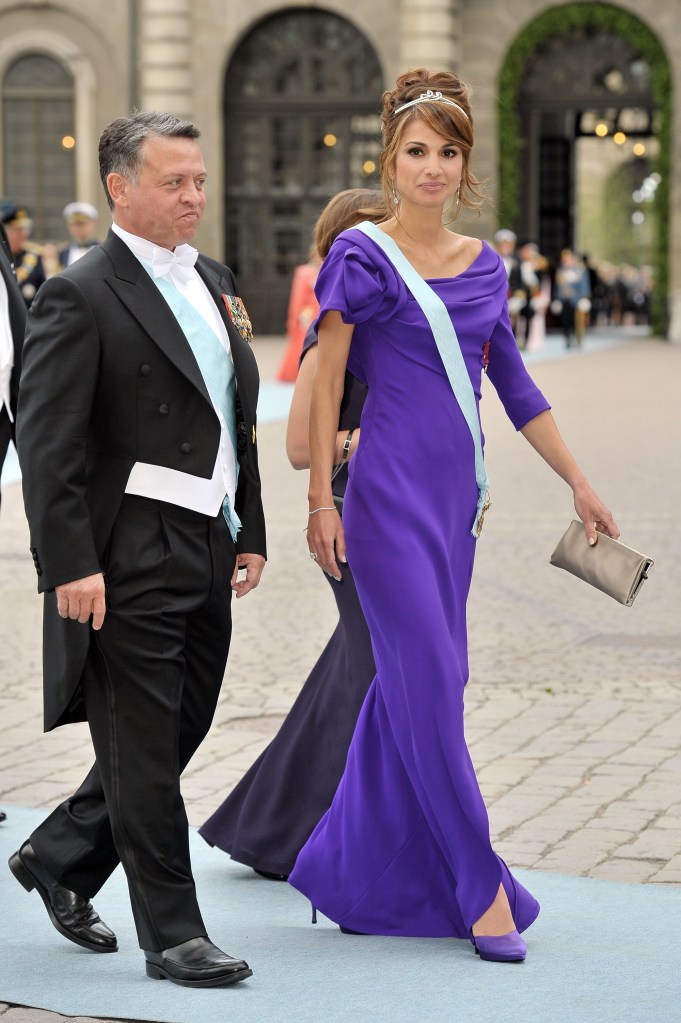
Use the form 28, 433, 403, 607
455, 186, 461, 213
391, 186, 400, 207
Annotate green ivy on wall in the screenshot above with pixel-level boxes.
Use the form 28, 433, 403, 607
497, 2, 671, 334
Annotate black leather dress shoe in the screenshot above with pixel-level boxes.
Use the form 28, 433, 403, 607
144, 936, 253, 987
0, 809, 6, 822
8, 840, 118, 953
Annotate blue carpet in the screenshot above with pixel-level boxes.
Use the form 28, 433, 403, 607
0, 806, 679, 1023
256, 380, 294, 424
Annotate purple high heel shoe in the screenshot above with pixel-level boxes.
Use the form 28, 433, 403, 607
470, 929, 526, 963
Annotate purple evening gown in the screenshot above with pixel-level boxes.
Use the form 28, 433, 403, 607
288, 229, 550, 938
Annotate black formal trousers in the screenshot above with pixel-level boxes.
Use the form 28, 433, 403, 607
29, 496, 236, 951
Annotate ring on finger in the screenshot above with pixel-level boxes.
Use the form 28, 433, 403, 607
309, 551, 318, 561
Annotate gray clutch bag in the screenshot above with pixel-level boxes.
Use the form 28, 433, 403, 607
550, 520, 653, 606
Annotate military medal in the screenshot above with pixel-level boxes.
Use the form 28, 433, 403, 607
222, 294, 253, 342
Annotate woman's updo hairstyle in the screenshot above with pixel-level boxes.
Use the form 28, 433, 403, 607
380, 67, 484, 219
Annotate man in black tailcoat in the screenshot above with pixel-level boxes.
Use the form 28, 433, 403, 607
9, 112, 266, 988
0, 220, 25, 514
1, 216, 27, 827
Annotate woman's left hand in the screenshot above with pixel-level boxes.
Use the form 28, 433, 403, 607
573, 482, 620, 545
307, 508, 345, 582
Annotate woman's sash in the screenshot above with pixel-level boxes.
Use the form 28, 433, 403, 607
355, 221, 490, 537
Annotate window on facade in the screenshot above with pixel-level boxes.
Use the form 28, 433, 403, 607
224, 9, 383, 333
3, 53, 76, 242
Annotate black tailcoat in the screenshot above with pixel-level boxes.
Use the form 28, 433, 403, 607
0, 225, 26, 515
17, 230, 266, 731
0, 224, 26, 421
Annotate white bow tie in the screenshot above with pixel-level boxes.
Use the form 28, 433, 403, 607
150, 244, 198, 283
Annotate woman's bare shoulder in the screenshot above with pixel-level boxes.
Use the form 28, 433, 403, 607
448, 232, 484, 261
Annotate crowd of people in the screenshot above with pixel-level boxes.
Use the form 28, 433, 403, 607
276, 222, 654, 372
0, 199, 100, 307
492, 228, 654, 350
2, 67, 621, 993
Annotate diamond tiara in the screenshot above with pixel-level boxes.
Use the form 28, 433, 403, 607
393, 89, 469, 121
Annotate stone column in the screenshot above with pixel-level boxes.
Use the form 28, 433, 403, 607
399, 0, 460, 72
138, 0, 192, 117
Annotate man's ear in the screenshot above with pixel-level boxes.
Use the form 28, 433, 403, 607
107, 172, 129, 207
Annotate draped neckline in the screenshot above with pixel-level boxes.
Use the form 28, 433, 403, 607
361, 227, 488, 285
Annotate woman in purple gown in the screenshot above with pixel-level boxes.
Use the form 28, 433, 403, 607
289, 68, 619, 963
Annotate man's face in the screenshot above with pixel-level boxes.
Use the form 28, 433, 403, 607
5, 224, 29, 254
110, 135, 207, 249
68, 219, 97, 245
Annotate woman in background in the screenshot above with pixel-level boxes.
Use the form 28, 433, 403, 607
553, 248, 591, 348
275, 251, 320, 382
200, 189, 387, 878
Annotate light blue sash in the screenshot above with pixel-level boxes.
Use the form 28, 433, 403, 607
355, 221, 490, 538
141, 263, 241, 540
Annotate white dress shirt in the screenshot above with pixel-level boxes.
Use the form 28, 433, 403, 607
0, 275, 14, 422
64, 244, 93, 266
111, 222, 237, 517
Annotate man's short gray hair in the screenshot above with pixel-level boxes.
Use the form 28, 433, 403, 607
98, 111, 201, 210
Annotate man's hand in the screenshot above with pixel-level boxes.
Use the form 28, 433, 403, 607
55, 573, 106, 630
231, 554, 265, 598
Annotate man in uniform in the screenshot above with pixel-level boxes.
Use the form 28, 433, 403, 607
493, 227, 524, 341
0, 201, 46, 307
58, 201, 100, 267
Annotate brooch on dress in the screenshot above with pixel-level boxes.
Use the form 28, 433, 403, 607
222, 294, 254, 343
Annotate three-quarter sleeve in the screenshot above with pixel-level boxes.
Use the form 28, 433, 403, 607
314, 232, 404, 328
486, 301, 551, 430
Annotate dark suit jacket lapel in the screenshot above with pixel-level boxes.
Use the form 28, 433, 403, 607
102, 231, 212, 407
195, 258, 258, 418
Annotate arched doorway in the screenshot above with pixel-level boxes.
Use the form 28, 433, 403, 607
223, 9, 383, 333
498, 3, 671, 333
2, 52, 76, 241
519, 31, 655, 261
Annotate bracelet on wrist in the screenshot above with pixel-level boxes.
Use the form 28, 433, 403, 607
308, 506, 336, 516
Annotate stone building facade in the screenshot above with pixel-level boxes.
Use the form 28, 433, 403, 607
0, 0, 679, 337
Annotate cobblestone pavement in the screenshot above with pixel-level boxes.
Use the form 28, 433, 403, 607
1, 331, 679, 1021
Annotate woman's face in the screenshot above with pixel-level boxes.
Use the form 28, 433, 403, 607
392, 120, 463, 211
